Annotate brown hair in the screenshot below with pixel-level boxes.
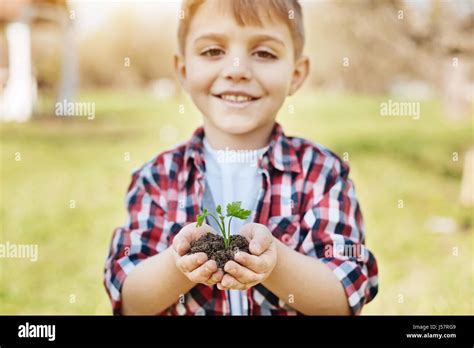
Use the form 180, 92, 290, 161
177, 0, 305, 60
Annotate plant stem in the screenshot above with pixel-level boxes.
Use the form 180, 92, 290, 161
227, 217, 233, 249
220, 215, 227, 248
208, 213, 225, 238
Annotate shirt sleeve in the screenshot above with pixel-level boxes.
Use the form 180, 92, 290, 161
103, 167, 168, 315
299, 155, 379, 315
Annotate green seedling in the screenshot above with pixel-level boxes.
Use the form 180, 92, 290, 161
196, 201, 251, 249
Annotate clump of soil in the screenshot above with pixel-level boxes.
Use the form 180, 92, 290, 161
188, 233, 249, 269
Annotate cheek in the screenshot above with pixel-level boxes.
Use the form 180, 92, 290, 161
186, 61, 215, 96
256, 64, 292, 99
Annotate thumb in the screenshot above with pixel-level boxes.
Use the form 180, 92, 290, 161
241, 223, 272, 256
176, 239, 190, 256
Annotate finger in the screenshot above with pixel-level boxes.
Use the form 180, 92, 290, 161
174, 239, 190, 256
176, 253, 207, 273
220, 274, 247, 290
204, 269, 224, 286
238, 223, 256, 242
210, 269, 224, 283
187, 260, 217, 283
239, 223, 273, 256
174, 222, 216, 256
173, 226, 191, 255
249, 231, 273, 256
224, 260, 260, 285
233, 251, 269, 274
191, 222, 218, 239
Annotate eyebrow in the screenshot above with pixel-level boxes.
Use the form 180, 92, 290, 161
249, 34, 286, 47
193, 33, 286, 47
193, 33, 227, 45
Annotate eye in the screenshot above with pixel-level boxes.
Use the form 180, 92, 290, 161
201, 48, 225, 57
254, 50, 277, 59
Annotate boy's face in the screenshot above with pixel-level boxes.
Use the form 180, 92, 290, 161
175, 1, 309, 138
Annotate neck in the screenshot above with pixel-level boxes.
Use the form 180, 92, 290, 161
203, 121, 274, 150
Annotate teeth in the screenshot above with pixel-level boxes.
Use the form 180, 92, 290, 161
220, 94, 252, 102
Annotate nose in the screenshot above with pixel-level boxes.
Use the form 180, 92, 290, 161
220, 54, 252, 82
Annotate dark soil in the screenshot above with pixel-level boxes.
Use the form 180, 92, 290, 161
188, 233, 250, 269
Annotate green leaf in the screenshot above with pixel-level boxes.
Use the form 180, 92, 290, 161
196, 208, 208, 227
226, 201, 251, 220
216, 205, 222, 215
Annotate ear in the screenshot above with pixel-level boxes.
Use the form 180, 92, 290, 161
174, 53, 189, 93
288, 55, 310, 96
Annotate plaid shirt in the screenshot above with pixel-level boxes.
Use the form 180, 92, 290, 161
104, 122, 378, 315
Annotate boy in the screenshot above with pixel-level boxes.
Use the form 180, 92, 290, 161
104, 0, 378, 315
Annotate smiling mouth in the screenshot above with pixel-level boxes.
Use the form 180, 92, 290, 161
212, 93, 261, 104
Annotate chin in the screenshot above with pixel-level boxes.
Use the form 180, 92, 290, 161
213, 115, 261, 135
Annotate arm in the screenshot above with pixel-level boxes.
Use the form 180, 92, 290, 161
104, 167, 223, 315
121, 247, 193, 315
220, 225, 350, 315
122, 222, 224, 315
262, 237, 350, 315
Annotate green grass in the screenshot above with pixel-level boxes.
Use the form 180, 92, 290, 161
1, 90, 472, 314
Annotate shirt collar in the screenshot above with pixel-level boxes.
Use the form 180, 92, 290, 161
182, 122, 301, 184
266, 122, 302, 174
183, 126, 206, 179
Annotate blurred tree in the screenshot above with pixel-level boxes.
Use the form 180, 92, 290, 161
79, 7, 177, 88
303, 0, 474, 94
0, 0, 71, 122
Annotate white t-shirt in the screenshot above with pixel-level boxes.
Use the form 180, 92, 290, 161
203, 137, 268, 315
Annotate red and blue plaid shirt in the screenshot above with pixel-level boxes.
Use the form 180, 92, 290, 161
104, 122, 378, 315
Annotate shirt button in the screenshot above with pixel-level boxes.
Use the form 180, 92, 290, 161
281, 233, 293, 245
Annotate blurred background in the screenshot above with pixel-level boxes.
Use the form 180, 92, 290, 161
0, 0, 472, 314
